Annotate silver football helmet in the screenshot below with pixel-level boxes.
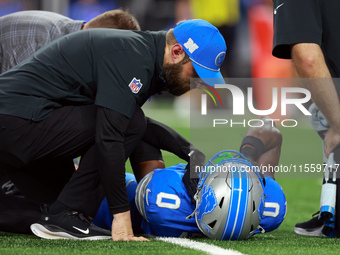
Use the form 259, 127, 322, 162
194, 150, 265, 240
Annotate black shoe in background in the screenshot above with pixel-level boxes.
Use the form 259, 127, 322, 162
294, 212, 324, 237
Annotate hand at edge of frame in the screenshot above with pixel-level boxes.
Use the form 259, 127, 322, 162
111, 210, 149, 242
324, 127, 340, 158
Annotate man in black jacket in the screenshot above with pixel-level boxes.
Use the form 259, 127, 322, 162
0, 19, 226, 241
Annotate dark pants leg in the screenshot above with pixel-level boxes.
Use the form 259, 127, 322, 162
0, 105, 96, 204
0, 190, 40, 234
0, 170, 11, 188
57, 106, 146, 217
5, 159, 76, 204
0, 104, 145, 226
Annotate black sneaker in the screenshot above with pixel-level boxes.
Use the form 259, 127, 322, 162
30, 205, 111, 240
294, 212, 324, 237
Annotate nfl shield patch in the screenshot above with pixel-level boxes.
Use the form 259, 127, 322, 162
128, 77, 143, 94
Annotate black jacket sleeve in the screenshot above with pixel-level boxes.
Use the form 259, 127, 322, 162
95, 106, 130, 214
141, 117, 205, 203
141, 117, 194, 161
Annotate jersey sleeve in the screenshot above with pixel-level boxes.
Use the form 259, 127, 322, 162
272, 0, 322, 59
94, 50, 153, 119
95, 107, 130, 214
93, 173, 142, 232
141, 117, 193, 162
255, 176, 287, 234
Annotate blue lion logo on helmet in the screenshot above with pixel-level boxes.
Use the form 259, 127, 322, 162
196, 184, 218, 234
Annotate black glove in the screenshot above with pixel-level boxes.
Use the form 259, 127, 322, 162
182, 149, 205, 203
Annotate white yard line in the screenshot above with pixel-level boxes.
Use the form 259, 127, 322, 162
157, 237, 246, 255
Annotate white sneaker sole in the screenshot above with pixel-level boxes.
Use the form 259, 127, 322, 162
30, 223, 112, 240
294, 226, 325, 237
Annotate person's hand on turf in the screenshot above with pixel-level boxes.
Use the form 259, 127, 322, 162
111, 211, 149, 241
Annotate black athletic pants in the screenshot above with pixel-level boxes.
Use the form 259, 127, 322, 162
0, 190, 40, 234
0, 105, 146, 218
0, 109, 192, 235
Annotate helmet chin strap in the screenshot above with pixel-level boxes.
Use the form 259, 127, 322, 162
186, 207, 197, 220
186, 189, 200, 220
257, 225, 265, 234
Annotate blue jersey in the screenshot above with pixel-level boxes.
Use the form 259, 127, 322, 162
254, 175, 287, 234
94, 166, 286, 237
135, 164, 202, 237
135, 165, 286, 236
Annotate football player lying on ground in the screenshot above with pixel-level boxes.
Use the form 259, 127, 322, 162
91, 116, 287, 239
0, 116, 285, 239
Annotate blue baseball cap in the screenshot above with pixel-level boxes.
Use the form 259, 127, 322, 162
173, 19, 227, 87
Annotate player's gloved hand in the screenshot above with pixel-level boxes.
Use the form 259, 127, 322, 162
182, 149, 205, 204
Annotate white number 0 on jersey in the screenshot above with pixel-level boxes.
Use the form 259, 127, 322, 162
156, 192, 181, 209
263, 202, 280, 217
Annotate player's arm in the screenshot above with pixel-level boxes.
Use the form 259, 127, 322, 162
291, 43, 340, 157
239, 117, 286, 233
135, 117, 205, 200
95, 106, 148, 242
142, 117, 206, 173
129, 116, 195, 182
240, 116, 282, 179
142, 117, 194, 161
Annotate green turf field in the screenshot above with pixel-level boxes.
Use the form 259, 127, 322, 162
1, 102, 339, 255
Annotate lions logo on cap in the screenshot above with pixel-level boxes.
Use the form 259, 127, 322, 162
215, 52, 226, 68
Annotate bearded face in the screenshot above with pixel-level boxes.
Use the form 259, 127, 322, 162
162, 58, 198, 96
